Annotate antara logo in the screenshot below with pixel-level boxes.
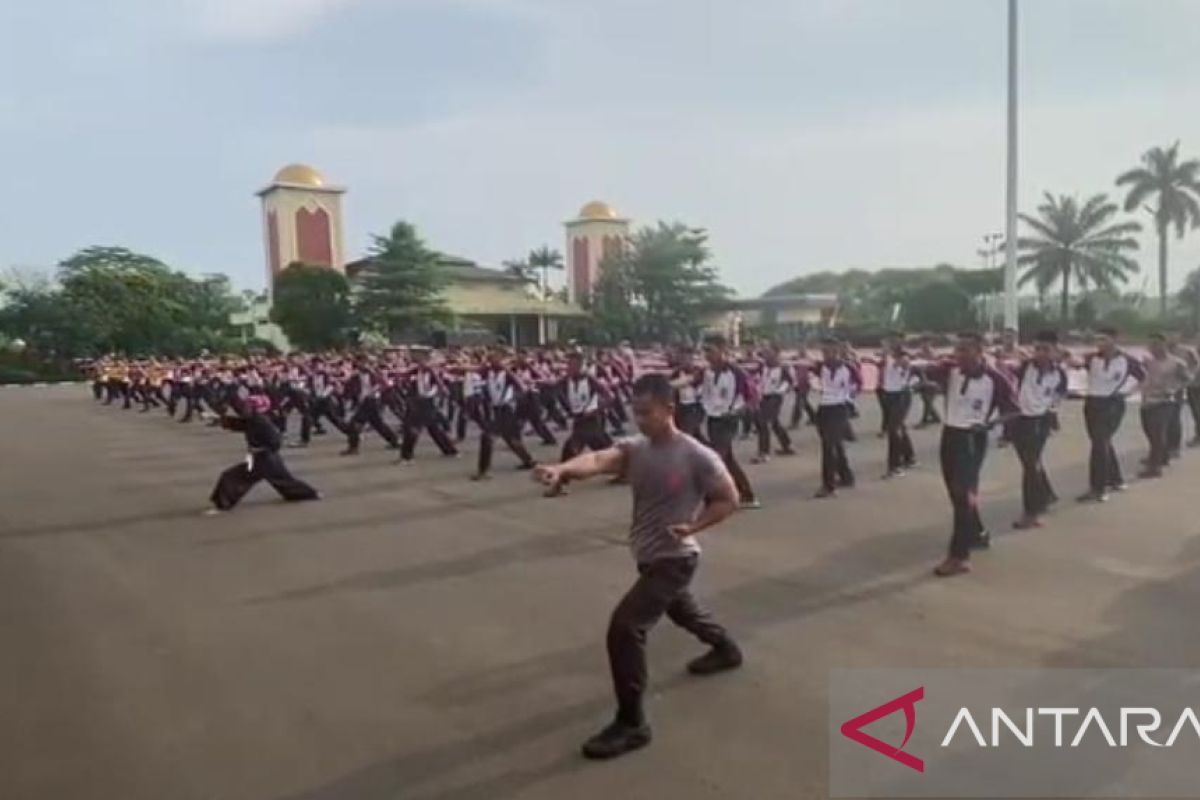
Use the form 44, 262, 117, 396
840, 687, 926, 773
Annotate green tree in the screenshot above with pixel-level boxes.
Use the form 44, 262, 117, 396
355, 221, 450, 342
1017, 193, 1142, 321
900, 281, 977, 332
597, 222, 731, 343
1179, 267, 1200, 333
270, 262, 352, 350
1116, 142, 1200, 315
528, 245, 564, 300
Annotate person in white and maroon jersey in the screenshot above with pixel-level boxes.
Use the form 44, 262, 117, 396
922, 332, 1018, 577
1010, 331, 1069, 530
813, 337, 861, 498
669, 346, 706, 442
751, 344, 795, 464
398, 347, 459, 464
873, 334, 917, 478
1076, 327, 1145, 503
473, 348, 537, 480
543, 351, 615, 498
696, 336, 759, 508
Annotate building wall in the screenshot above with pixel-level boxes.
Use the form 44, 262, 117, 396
564, 219, 629, 304
260, 188, 345, 289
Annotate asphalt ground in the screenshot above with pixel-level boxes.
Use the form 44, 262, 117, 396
2, 386, 1198, 800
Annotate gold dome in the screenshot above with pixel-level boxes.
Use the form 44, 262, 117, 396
578, 200, 620, 220
273, 163, 325, 187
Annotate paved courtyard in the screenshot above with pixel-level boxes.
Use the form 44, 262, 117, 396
3, 386, 1200, 800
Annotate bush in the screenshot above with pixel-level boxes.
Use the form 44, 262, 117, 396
0, 368, 38, 384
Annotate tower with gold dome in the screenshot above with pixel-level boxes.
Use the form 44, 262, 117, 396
256, 164, 347, 291
564, 200, 629, 304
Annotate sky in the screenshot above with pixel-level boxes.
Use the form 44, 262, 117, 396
2, 0, 1199, 297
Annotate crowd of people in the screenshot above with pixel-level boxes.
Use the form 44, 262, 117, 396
86, 327, 1200, 758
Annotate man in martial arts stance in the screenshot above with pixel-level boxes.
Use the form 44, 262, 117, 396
207, 394, 320, 513
542, 351, 614, 497
341, 360, 401, 456
399, 347, 459, 464
1010, 331, 1068, 529
1138, 333, 1191, 479
925, 332, 1017, 577
473, 349, 537, 480
534, 373, 743, 760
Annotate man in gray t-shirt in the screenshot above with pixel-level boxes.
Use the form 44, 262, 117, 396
536, 373, 743, 761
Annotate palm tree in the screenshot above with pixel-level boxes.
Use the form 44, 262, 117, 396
1116, 142, 1200, 315
1017, 193, 1142, 321
527, 246, 564, 300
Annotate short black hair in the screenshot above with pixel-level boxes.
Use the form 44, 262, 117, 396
957, 331, 984, 347
1034, 330, 1059, 345
632, 373, 674, 406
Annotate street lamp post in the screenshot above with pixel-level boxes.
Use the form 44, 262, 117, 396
1003, 0, 1020, 333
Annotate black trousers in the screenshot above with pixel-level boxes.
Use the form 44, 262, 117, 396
401, 397, 458, 460
675, 404, 706, 442
1187, 387, 1200, 443
706, 416, 755, 502
1166, 395, 1183, 456
477, 406, 535, 474
756, 395, 792, 455
303, 396, 348, 443
880, 390, 915, 471
561, 413, 613, 461
940, 427, 988, 559
607, 555, 731, 726
816, 404, 854, 491
210, 451, 319, 510
918, 385, 941, 425
1012, 414, 1055, 516
517, 393, 557, 445
539, 385, 569, 430
1083, 396, 1126, 493
347, 397, 399, 451
789, 390, 814, 428
1141, 402, 1173, 473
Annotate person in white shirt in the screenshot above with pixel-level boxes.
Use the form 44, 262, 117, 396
1010, 331, 1068, 529
813, 337, 861, 498
752, 345, 795, 463
1077, 327, 1145, 502
697, 336, 759, 508
875, 335, 917, 478
923, 332, 1018, 577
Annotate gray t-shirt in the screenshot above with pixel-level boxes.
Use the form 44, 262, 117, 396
618, 432, 732, 565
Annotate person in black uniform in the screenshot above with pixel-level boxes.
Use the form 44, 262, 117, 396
207, 394, 320, 513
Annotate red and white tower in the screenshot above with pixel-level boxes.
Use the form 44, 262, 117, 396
564, 200, 630, 304
257, 164, 346, 293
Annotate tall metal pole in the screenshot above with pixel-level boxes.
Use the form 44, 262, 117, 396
1003, 0, 1020, 332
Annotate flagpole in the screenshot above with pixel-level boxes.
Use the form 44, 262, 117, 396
1003, 0, 1020, 332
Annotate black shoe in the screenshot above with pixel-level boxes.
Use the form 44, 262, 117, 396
687, 643, 743, 675
970, 531, 991, 550
581, 720, 652, 760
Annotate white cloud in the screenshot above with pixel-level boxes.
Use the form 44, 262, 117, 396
184, 0, 361, 41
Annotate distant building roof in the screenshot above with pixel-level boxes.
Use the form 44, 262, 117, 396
722, 293, 839, 311
344, 253, 586, 318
